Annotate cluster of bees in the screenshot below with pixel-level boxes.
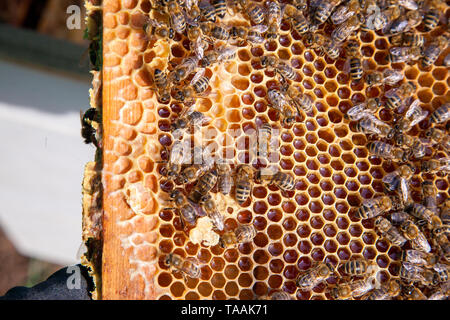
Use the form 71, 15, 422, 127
99, 0, 450, 299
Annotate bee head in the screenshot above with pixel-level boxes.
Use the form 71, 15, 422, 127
159, 92, 171, 104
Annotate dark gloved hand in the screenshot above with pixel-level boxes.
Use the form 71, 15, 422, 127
0, 264, 93, 300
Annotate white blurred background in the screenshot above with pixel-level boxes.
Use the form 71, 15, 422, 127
0, 0, 91, 294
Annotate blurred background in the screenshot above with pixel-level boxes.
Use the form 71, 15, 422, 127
0, 0, 94, 295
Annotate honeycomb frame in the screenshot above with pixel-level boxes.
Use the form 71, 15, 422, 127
96, 0, 450, 300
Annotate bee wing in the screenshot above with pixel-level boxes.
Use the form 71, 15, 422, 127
185, 0, 197, 11
390, 211, 409, 225
382, 17, 406, 35
433, 263, 450, 274
389, 46, 408, 57
400, 0, 419, 10
190, 68, 206, 86
406, 100, 428, 127
384, 87, 399, 99
399, 178, 410, 204
383, 69, 404, 85
251, 24, 269, 34
360, 114, 386, 134
218, 45, 238, 60
209, 209, 225, 231
330, 5, 350, 25
194, 37, 205, 59
382, 171, 399, 189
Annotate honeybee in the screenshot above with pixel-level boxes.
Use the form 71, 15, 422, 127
329, 277, 377, 299
144, 18, 175, 41
421, 35, 448, 68
180, 156, 214, 185
267, 89, 298, 126
80, 107, 100, 148
389, 45, 422, 64
296, 262, 335, 291
217, 161, 233, 195
408, 203, 443, 228
445, 53, 450, 67
284, 4, 309, 34
184, 0, 201, 23
428, 283, 450, 300
399, 262, 434, 286
395, 100, 429, 133
356, 195, 401, 219
152, 68, 171, 104
371, 6, 401, 31
356, 114, 395, 139
422, 181, 437, 214
422, 0, 447, 32
229, 25, 269, 45
400, 220, 431, 253
330, 0, 361, 25
260, 171, 296, 191
331, 14, 365, 43
199, 45, 237, 68
365, 279, 401, 300
219, 224, 257, 248
199, 1, 218, 22
429, 103, 450, 125
433, 263, 450, 284
265, 0, 283, 40
165, 189, 199, 228
171, 106, 210, 139
199, 193, 225, 231
382, 164, 414, 203
344, 40, 363, 81
390, 32, 425, 48
283, 84, 314, 115
421, 157, 450, 174
168, 56, 199, 84
345, 98, 381, 121
367, 141, 409, 162
162, 139, 191, 179
165, 253, 201, 280
212, 0, 227, 19
235, 165, 254, 205
241, 0, 265, 25
187, 25, 210, 60
383, 10, 422, 35
393, 134, 427, 161
173, 69, 211, 104
431, 226, 450, 262
374, 216, 408, 247
292, 0, 308, 11
312, 0, 342, 26
424, 127, 450, 152
304, 32, 342, 60
365, 69, 404, 88
342, 259, 376, 276
401, 249, 437, 266
166, 0, 187, 34
440, 199, 450, 226
402, 285, 427, 300
188, 169, 218, 203
260, 55, 298, 81
384, 82, 417, 110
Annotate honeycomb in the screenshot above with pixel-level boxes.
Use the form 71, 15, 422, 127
95, 0, 450, 300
